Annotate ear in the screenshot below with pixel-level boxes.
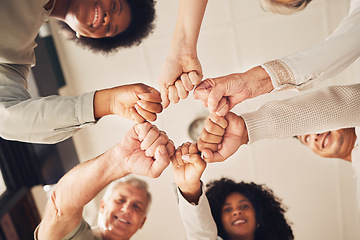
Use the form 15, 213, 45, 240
139, 216, 147, 229
99, 200, 105, 214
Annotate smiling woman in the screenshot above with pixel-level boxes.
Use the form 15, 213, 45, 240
206, 178, 294, 240
55, 0, 156, 53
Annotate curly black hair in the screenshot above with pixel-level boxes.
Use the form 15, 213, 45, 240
57, 0, 156, 54
206, 178, 294, 240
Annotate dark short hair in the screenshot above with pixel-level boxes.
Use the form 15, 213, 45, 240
57, 0, 156, 54
206, 178, 294, 240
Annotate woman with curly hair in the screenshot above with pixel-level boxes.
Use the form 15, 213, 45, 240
206, 178, 294, 240
0, 0, 163, 144
171, 142, 293, 240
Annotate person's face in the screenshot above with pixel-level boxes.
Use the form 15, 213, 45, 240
297, 128, 356, 161
221, 192, 257, 240
64, 0, 131, 38
99, 183, 148, 239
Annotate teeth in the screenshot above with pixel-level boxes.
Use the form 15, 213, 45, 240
115, 216, 129, 224
323, 136, 328, 148
92, 7, 98, 25
233, 219, 246, 225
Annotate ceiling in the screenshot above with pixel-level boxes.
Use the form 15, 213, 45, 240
33, 0, 360, 239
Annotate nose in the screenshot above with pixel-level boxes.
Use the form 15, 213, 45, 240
103, 12, 111, 25
120, 202, 131, 213
233, 210, 242, 216
308, 133, 321, 148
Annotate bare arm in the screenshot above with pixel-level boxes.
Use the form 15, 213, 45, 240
159, 0, 208, 108
37, 122, 174, 240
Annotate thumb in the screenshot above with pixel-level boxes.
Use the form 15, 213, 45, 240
160, 87, 170, 109
208, 85, 227, 113
150, 145, 170, 178
193, 81, 211, 100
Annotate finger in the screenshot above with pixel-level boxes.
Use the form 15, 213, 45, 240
193, 80, 212, 100
174, 146, 185, 166
169, 85, 180, 104
201, 149, 215, 163
136, 121, 152, 141
166, 140, 175, 157
203, 118, 225, 137
138, 87, 162, 103
200, 129, 223, 144
213, 97, 229, 116
150, 145, 170, 178
216, 102, 230, 117
175, 80, 189, 99
181, 142, 191, 155
197, 138, 219, 152
181, 73, 194, 91
145, 131, 169, 157
189, 71, 201, 86
209, 112, 228, 129
141, 125, 160, 151
181, 152, 204, 169
130, 107, 146, 123
160, 87, 170, 109
134, 104, 157, 122
137, 100, 163, 113
189, 142, 199, 154
208, 84, 227, 113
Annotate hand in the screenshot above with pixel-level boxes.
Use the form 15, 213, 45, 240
159, 50, 203, 108
115, 122, 175, 178
171, 142, 205, 203
193, 66, 273, 116
197, 112, 249, 163
94, 83, 162, 123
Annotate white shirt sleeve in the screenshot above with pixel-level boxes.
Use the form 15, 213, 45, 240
0, 64, 96, 144
261, 0, 360, 90
177, 184, 219, 240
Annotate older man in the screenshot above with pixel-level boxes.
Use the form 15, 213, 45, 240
34, 122, 174, 240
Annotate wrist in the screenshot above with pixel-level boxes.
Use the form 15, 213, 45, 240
93, 89, 112, 118
244, 66, 274, 98
179, 181, 202, 204
238, 115, 249, 144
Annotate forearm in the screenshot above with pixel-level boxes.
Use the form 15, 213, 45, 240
178, 180, 202, 204
0, 65, 96, 143
241, 84, 360, 143
262, 3, 360, 89
53, 147, 127, 212
171, 0, 208, 53
38, 145, 128, 240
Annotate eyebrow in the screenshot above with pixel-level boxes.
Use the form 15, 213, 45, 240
223, 199, 247, 206
113, 0, 122, 35
118, 0, 122, 15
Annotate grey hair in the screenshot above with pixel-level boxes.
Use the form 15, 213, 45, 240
102, 176, 152, 213
258, 0, 312, 15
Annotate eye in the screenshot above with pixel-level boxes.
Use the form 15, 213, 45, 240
239, 204, 249, 210
116, 198, 126, 204
305, 136, 310, 143
133, 204, 143, 212
223, 207, 232, 213
111, 0, 119, 12
106, 25, 111, 35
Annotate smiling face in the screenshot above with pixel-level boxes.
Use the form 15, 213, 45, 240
99, 183, 148, 239
63, 0, 131, 38
297, 128, 356, 161
221, 192, 257, 240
